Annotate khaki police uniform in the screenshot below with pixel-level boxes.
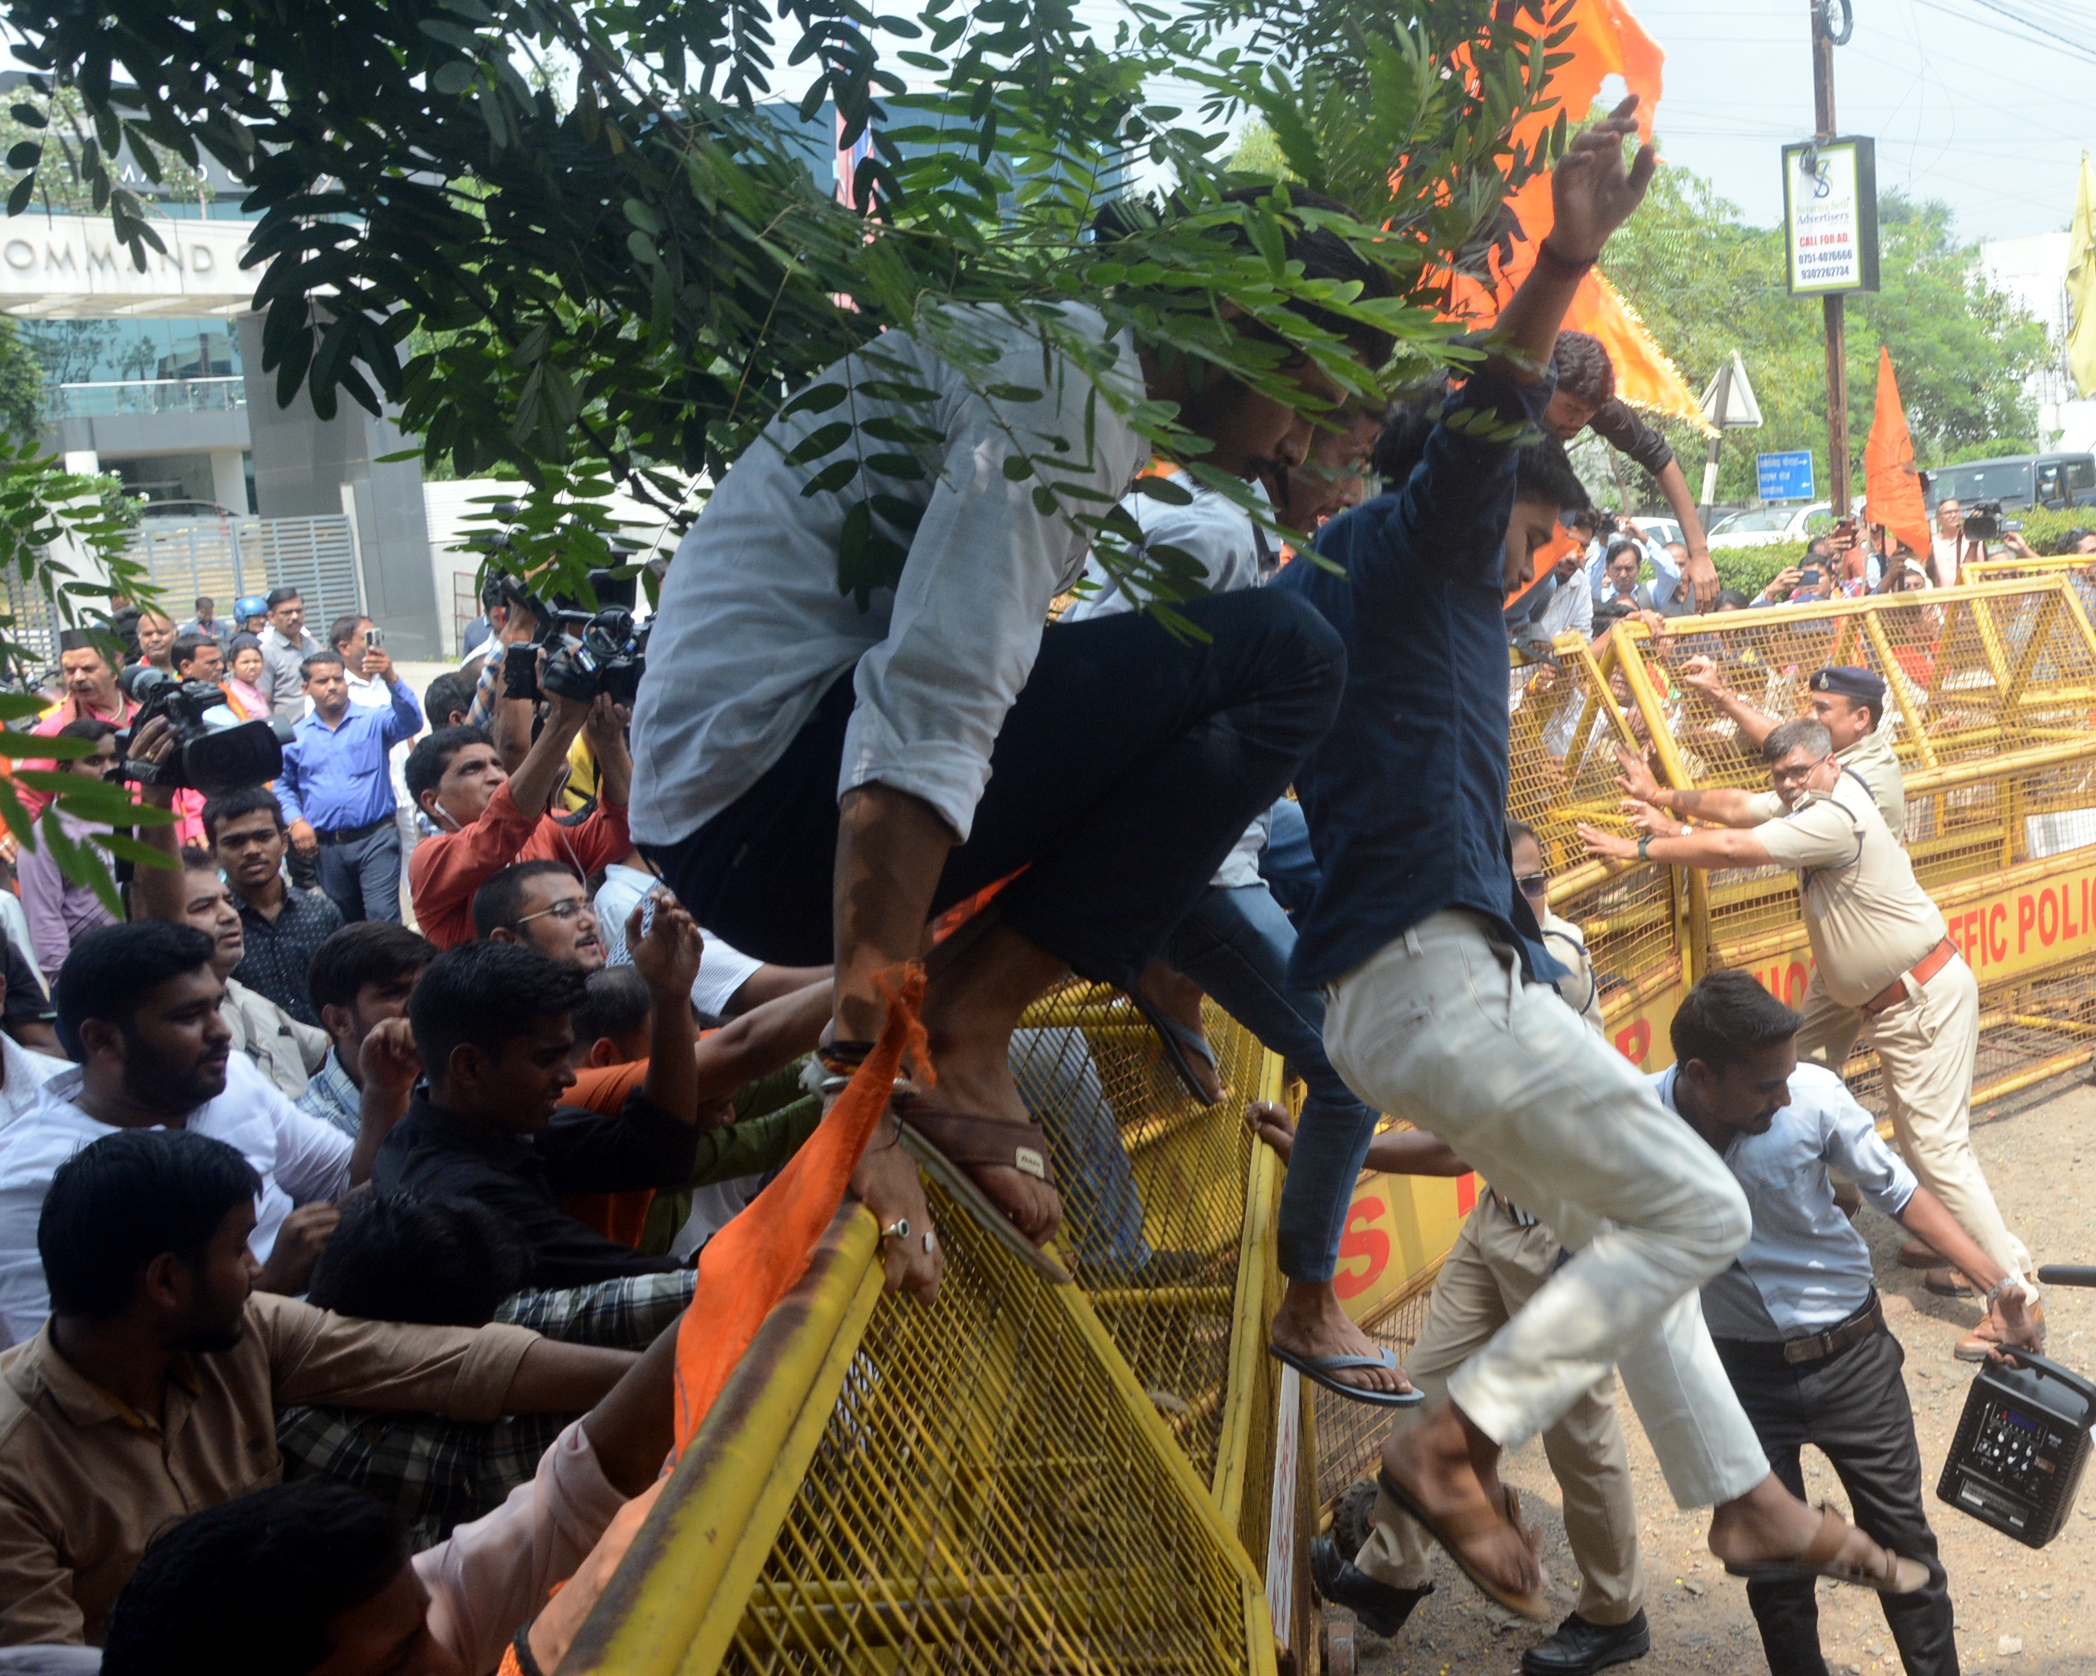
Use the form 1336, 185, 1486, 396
1755, 772, 2030, 1285
1748, 724, 1904, 839
1355, 912, 1645, 1628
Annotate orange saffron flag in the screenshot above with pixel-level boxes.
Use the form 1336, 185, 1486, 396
1442, 1, 1711, 434
669, 967, 925, 1454
1863, 345, 1933, 563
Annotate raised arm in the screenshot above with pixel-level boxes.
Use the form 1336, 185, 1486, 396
1679, 655, 1779, 750
1612, 741, 1769, 830
628, 892, 704, 1124
508, 683, 594, 822
119, 717, 193, 925
1486, 98, 1655, 386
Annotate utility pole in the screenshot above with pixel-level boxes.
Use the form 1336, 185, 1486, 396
1813, 1, 1850, 518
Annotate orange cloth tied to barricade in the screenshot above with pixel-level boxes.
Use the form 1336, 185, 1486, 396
671, 963, 924, 1453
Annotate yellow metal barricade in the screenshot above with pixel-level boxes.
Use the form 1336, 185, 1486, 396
1526, 579, 2096, 1098
582, 579, 2096, 1663
569, 1010, 1313, 1676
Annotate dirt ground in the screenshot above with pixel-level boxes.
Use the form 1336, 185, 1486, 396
1331, 1077, 2096, 1676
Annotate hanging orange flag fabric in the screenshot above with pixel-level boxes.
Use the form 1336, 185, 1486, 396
1442, 1, 1711, 433
669, 966, 924, 1455
1863, 345, 1933, 564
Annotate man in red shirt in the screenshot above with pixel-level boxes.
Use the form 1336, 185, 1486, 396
404, 687, 631, 948
14, 632, 138, 821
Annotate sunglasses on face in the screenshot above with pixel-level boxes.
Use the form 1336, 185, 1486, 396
1517, 873, 1548, 899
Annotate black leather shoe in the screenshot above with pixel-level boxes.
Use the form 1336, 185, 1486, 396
1310, 1535, 1432, 1638
1520, 1610, 1651, 1675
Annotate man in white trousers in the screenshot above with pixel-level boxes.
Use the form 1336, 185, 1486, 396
1275, 99, 1926, 1616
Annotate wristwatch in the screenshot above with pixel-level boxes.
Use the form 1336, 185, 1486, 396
1637, 835, 1651, 861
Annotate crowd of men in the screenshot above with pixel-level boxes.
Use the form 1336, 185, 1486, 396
0, 93, 2051, 1676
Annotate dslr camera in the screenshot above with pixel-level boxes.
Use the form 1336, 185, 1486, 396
499, 567, 649, 708
1962, 499, 2022, 542
115, 665, 292, 797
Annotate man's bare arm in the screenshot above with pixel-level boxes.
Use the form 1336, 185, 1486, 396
723, 961, 834, 1016
1678, 655, 1778, 751
502, 1337, 639, 1413
693, 979, 833, 1105
1580, 818, 1771, 870
1654, 459, 1717, 609
1612, 740, 1767, 829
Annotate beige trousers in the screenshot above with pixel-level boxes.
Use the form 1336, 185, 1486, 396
1796, 956, 2031, 1284
1354, 1193, 1646, 1624
1324, 911, 1769, 1509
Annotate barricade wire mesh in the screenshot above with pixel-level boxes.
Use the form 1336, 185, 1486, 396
716, 1172, 1271, 1676
1009, 987, 1266, 1488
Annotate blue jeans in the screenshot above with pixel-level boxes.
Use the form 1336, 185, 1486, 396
1257, 797, 1320, 924
1165, 882, 1379, 1283
314, 825, 404, 923
1010, 1027, 1151, 1268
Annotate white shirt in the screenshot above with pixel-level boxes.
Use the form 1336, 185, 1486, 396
1655, 1061, 1916, 1340
1061, 471, 1277, 886
592, 862, 767, 1021
0, 1036, 64, 1133
0, 893, 38, 994
1534, 570, 1593, 642
630, 304, 1145, 848
0, 1054, 353, 1346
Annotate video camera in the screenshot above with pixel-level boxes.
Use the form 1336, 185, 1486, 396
496, 566, 649, 707
1962, 499, 2023, 542
114, 664, 292, 797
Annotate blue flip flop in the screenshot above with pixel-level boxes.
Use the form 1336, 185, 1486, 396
1267, 1341, 1423, 1408
1129, 990, 1224, 1106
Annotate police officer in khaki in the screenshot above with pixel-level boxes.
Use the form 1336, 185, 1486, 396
1583, 718, 2037, 1363
1639, 663, 1904, 838
1309, 822, 1653, 1676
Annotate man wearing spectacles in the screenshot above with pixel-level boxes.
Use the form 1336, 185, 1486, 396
1580, 717, 2035, 1364
473, 861, 605, 972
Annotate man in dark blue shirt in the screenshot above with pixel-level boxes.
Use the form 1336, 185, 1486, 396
1281, 98, 1926, 1630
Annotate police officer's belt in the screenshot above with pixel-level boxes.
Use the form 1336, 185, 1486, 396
1861, 937, 1957, 1016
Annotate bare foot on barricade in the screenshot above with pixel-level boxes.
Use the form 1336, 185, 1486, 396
916, 914, 1067, 1245
1708, 1476, 1929, 1594
1378, 1403, 1549, 1616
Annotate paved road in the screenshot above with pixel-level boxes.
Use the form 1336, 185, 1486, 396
1343, 1077, 2096, 1676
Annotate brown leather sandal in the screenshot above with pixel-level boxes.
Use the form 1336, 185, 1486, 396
1722, 1503, 1930, 1595
1376, 1467, 1551, 1619
891, 1095, 1057, 1187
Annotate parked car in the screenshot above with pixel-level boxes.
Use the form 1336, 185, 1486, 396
1625, 515, 1683, 549
1924, 452, 2096, 514
1706, 498, 1864, 550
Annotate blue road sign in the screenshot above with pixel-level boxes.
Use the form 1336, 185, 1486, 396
1757, 450, 1816, 502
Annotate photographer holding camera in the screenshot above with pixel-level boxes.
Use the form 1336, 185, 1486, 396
405, 667, 633, 950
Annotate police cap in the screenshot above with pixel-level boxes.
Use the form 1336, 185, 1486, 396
1807, 665, 1885, 709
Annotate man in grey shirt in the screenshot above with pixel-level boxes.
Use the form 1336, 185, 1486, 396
1655, 969, 2040, 1676
259, 586, 324, 725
